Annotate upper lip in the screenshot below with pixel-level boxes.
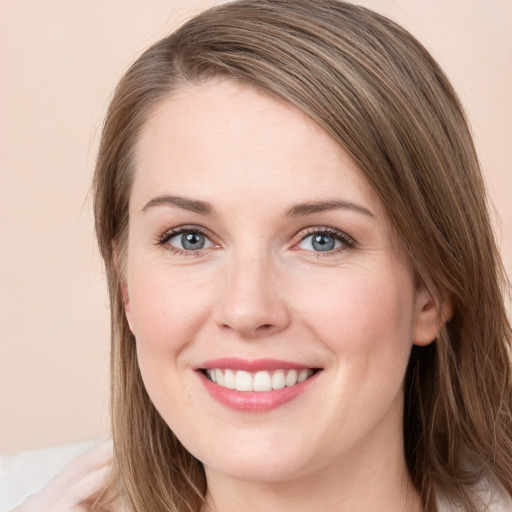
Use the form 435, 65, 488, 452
196, 358, 319, 372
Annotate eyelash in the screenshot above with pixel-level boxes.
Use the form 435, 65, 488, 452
156, 225, 356, 256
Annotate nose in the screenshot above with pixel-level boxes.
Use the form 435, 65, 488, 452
214, 253, 291, 339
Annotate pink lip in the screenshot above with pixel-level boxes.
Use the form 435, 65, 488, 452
197, 357, 314, 372
196, 363, 321, 413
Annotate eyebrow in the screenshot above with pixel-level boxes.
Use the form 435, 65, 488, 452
141, 195, 375, 219
142, 195, 217, 215
284, 199, 375, 218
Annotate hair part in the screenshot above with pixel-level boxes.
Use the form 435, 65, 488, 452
92, 1, 512, 510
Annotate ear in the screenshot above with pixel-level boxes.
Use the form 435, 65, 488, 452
413, 287, 453, 346
113, 242, 136, 334
120, 281, 136, 333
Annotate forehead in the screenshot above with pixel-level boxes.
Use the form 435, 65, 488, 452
131, 80, 382, 216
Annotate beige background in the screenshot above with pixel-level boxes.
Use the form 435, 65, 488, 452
1, 0, 511, 455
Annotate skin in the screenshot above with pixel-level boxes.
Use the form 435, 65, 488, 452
122, 80, 444, 512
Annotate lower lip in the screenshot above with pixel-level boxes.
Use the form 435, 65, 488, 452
198, 371, 320, 412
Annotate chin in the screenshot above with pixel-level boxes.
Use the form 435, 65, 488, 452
205, 456, 310, 483
197, 435, 318, 483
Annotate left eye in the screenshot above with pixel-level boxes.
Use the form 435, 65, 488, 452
167, 231, 214, 251
297, 232, 344, 252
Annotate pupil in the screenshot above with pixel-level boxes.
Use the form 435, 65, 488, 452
182, 232, 205, 250
312, 234, 335, 251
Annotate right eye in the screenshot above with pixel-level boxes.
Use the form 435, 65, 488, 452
159, 227, 216, 254
169, 231, 212, 251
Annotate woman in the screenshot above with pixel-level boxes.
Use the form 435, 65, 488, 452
14, 0, 512, 511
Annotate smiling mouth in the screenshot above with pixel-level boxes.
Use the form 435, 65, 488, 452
202, 368, 319, 392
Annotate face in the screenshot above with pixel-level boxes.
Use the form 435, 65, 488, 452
123, 80, 438, 484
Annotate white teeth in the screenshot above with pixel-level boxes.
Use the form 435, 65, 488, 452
297, 369, 309, 383
215, 368, 224, 387
224, 369, 236, 389
253, 371, 272, 391
235, 370, 252, 391
285, 369, 298, 387
271, 369, 286, 390
205, 368, 315, 392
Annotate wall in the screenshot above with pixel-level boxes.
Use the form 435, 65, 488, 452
1, 0, 511, 454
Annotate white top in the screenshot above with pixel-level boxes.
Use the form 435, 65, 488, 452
0, 438, 101, 511
437, 473, 512, 511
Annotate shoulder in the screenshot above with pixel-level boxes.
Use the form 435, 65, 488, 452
0, 438, 102, 511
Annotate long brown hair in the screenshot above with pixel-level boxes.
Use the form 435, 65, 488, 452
92, 1, 512, 510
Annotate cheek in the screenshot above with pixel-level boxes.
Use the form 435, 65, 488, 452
125, 263, 221, 417
127, 264, 215, 353
127, 267, 216, 421
293, 263, 416, 359
288, 264, 416, 445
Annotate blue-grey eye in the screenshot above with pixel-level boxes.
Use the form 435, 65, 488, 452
168, 231, 212, 251
298, 232, 343, 252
